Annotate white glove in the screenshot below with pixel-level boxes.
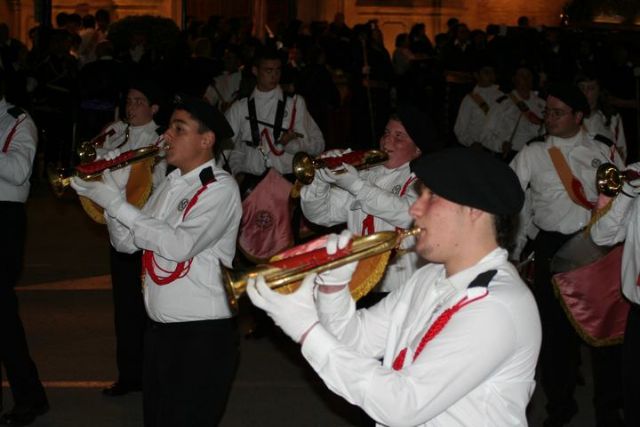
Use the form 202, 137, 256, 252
70, 169, 125, 211
331, 163, 364, 195
316, 230, 358, 286
246, 274, 319, 343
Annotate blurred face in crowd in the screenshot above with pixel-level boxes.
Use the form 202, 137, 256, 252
163, 110, 214, 174
544, 95, 583, 138
125, 89, 158, 127
380, 119, 422, 169
475, 66, 496, 87
577, 79, 599, 113
513, 68, 533, 96
253, 58, 282, 92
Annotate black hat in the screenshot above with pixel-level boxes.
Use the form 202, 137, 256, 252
129, 80, 164, 107
174, 95, 234, 140
410, 147, 524, 215
547, 84, 590, 116
395, 104, 435, 154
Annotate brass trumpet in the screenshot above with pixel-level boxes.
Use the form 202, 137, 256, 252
293, 149, 389, 185
222, 226, 421, 312
76, 128, 118, 164
47, 145, 161, 197
596, 162, 640, 197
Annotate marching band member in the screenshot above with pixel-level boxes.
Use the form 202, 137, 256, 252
590, 164, 640, 427
510, 84, 624, 427
300, 105, 431, 303
248, 148, 541, 426
71, 97, 241, 426
96, 81, 167, 397
454, 60, 505, 150
0, 67, 49, 427
481, 65, 545, 160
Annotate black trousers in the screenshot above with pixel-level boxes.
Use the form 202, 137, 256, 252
0, 202, 47, 411
109, 247, 146, 387
143, 318, 239, 427
623, 303, 640, 426
534, 230, 622, 425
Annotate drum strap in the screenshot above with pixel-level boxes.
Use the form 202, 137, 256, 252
548, 146, 595, 210
469, 92, 489, 115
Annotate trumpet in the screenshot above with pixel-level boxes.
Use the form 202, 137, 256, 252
293, 149, 389, 185
76, 128, 118, 164
222, 226, 421, 312
48, 145, 161, 197
596, 162, 640, 197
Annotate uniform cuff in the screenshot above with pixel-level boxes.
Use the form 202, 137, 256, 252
301, 324, 340, 368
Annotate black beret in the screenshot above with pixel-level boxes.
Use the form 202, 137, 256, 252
547, 84, 590, 116
410, 147, 524, 215
129, 80, 164, 107
174, 94, 234, 140
395, 104, 435, 154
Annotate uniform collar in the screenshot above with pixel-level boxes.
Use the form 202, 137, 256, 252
549, 128, 587, 148
167, 159, 217, 186
251, 86, 283, 102
440, 247, 507, 293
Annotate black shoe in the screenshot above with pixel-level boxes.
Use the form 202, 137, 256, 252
0, 402, 49, 426
102, 382, 142, 397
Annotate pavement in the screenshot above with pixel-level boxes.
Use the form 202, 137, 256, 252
2, 179, 602, 426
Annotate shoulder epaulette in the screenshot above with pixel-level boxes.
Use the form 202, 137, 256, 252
496, 95, 508, 103
7, 106, 25, 118
526, 135, 546, 145
468, 270, 497, 288
199, 166, 216, 186
594, 133, 614, 147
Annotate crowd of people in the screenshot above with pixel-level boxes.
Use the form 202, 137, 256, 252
0, 7, 639, 427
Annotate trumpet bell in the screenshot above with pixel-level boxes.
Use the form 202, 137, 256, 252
292, 149, 389, 185
596, 163, 624, 197
292, 152, 316, 185
77, 141, 97, 164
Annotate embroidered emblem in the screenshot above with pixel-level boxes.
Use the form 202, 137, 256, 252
591, 158, 601, 168
177, 198, 189, 211
254, 210, 274, 230
392, 184, 401, 195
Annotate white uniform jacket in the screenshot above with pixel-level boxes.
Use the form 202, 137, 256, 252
591, 192, 640, 304
106, 160, 242, 323
302, 248, 542, 426
481, 91, 545, 153
583, 111, 626, 161
0, 98, 37, 202
510, 129, 624, 258
96, 119, 167, 189
204, 70, 242, 109
300, 162, 422, 292
454, 85, 505, 148
225, 86, 324, 176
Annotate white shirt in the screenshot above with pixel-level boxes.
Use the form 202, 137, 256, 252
482, 91, 545, 153
591, 193, 640, 304
204, 70, 242, 109
510, 129, 624, 257
583, 111, 626, 161
225, 86, 324, 175
106, 160, 242, 323
300, 162, 423, 292
302, 248, 541, 426
96, 120, 167, 190
454, 85, 504, 148
0, 98, 37, 203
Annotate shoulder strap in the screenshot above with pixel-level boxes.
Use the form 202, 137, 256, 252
594, 133, 614, 148
7, 106, 25, 118
247, 97, 261, 147
548, 146, 595, 210
273, 92, 290, 142
469, 92, 490, 115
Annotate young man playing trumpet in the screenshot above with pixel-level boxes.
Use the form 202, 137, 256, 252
93, 80, 167, 397
71, 97, 241, 426
248, 148, 542, 426
300, 105, 431, 302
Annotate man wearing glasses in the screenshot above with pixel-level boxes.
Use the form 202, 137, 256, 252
510, 85, 624, 427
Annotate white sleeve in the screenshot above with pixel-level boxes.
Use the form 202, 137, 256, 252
302, 298, 518, 426
510, 150, 534, 259
0, 116, 37, 185
300, 180, 351, 227
591, 194, 635, 246
480, 104, 504, 153
353, 178, 417, 229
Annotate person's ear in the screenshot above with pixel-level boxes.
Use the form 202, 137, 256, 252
201, 131, 215, 149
